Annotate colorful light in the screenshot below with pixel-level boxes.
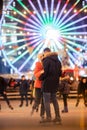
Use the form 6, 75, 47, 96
0, 0, 87, 73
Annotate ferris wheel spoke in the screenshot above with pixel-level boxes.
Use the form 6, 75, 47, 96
58, 5, 87, 28
57, 0, 80, 26
18, 41, 44, 71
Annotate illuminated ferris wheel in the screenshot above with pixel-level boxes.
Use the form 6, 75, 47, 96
0, 0, 87, 74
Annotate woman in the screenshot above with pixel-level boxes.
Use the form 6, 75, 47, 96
31, 53, 45, 121
59, 72, 70, 113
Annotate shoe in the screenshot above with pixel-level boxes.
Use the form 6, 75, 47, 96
75, 102, 79, 107
30, 108, 34, 115
84, 103, 87, 107
40, 117, 51, 123
36, 107, 38, 112
26, 104, 28, 107
39, 115, 44, 123
52, 117, 61, 123
9, 105, 14, 110
30, 99, 33, 105
19, 104, 23, 107
62, 109, 68, 113
62, 106, 68, 113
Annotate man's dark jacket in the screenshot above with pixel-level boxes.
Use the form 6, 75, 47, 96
19, 80, 29, 95
39, 52, 62, 93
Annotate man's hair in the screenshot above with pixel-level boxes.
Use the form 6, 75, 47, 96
43, 47, 51, 52
21, 75, 25, 78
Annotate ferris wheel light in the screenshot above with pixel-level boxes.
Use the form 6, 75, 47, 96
13, 11, 17, 15
54, 10, 56, 13
46, 28, 60, 41
9, 46, 12, 48
23, 11, 27, 14
43, 10, 46, 14
74, 9, 77, 13
1, 0, 87, 73
33, 11, 36, 14
84, 9, 87, 12
64, 10, 67, 13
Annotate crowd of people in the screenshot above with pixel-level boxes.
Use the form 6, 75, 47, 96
0, 47, 87, 124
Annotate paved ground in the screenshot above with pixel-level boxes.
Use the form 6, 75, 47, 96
0, 98, 87, 130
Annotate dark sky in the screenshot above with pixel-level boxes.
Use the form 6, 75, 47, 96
0, 0, 3, 20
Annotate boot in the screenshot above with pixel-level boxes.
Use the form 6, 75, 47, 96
75, 99, 79, 107
62, 106, 68, 113
8, 104, 14, 110
40, 117, 52, 123
19, 103, 23, 107
26, 102, 28, 107
52, 116, 61, 123
39, 115, 44, 123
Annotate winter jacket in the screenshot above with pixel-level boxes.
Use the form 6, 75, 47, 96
39, 52, 62, 93
77, 81, 87, 95
19, 80, 29, 95
34, 61, 43, 88
59, 79, 70, 94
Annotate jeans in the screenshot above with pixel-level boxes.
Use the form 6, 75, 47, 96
62, 94, 68, 107
43, 92, 60, 119
20, 94, 28, 105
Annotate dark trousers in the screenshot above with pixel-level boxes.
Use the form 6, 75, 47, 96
76, 93, 86, 106
33, 88, 42, 108
0, 92, 10, 106
20, 94, 28, 105
62, 94, 68, 107
32, 88, 45, 117
40, 94, 45, 117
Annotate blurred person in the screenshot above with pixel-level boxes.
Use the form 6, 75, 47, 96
19, 75, 30, 107
84, 80, 87, 106
74, 64, 79, 81
75, 77, 87, 107
39, 48, 62, 123
29, 78, 35, 105
8, 78, 18, 89
59, 72, 70, 113
0, 76, 13, 110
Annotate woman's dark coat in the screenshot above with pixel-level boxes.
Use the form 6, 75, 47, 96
59, 79, 70, 94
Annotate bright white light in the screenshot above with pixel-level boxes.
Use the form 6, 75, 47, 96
70, 77, 74, 81
46, 28, 60, 41
79, 70, 85, 76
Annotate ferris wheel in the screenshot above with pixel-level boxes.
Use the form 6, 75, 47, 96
0, 0, 87, 74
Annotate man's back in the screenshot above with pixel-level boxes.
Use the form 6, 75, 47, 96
40, 52, 62, 93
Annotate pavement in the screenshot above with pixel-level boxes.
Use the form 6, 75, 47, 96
0, 98, 87, 130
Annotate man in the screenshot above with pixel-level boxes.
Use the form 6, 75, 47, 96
19, 75, 29, 107
0, 76, 13, 110
39, 48, 62, 123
